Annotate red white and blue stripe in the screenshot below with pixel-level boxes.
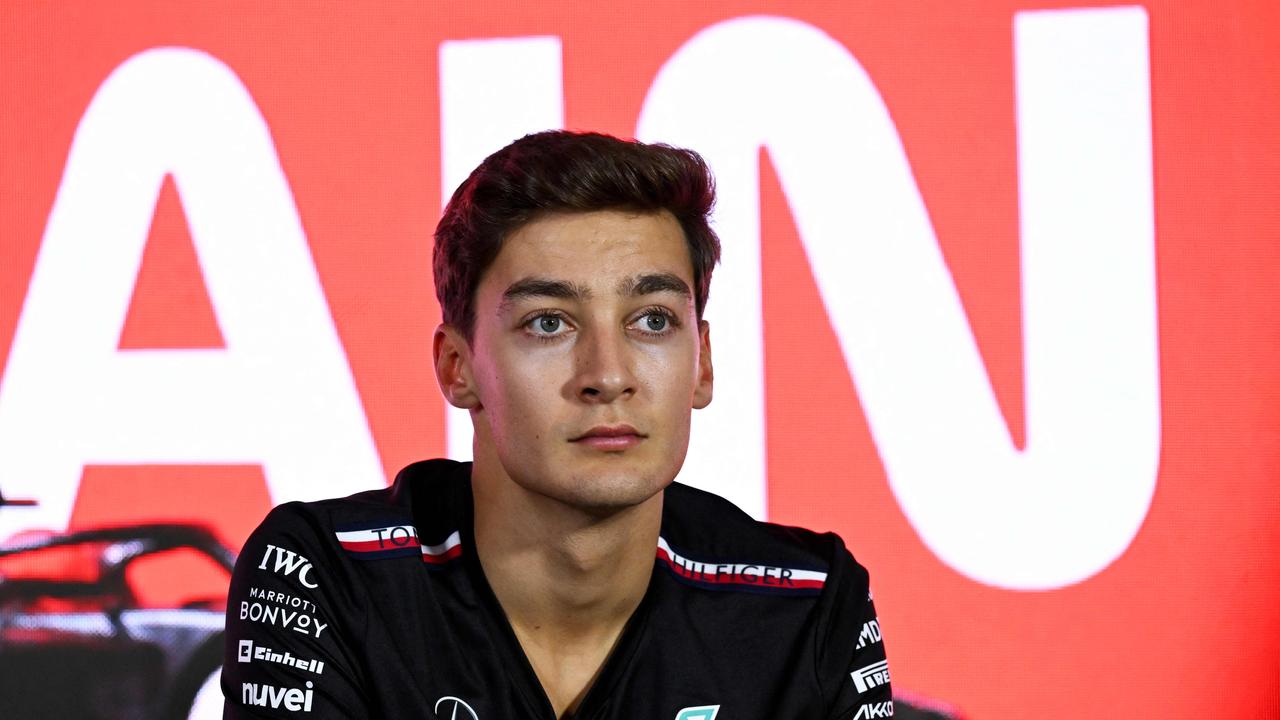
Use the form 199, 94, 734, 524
656, 537, 827, 595
335, 523, 462, 565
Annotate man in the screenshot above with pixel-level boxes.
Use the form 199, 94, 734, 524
222, 131, 893, 719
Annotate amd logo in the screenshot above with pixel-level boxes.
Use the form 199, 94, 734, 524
258, 543, 319, 589
856, 619, 882, 649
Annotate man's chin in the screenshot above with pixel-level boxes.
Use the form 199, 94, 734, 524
546, 472, 670, 517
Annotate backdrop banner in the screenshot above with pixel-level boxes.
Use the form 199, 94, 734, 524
1, 2, 1278, 718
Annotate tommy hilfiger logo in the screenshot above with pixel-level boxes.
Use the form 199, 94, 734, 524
335, 522, 462, 565
656, 537, 826, 594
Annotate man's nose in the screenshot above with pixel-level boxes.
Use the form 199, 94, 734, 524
574, 327, 637, 403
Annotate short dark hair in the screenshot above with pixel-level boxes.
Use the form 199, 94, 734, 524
433, 130, 720, 339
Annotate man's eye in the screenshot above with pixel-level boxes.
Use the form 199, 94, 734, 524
527, 314, 567, 336
635, 311, 676, 334
643, 313, 668, 332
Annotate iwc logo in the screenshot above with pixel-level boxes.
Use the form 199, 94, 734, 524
434, 696, 479, 720
675, 705, 720, 720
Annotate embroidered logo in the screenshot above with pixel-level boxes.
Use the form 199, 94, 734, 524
434, 695, 479, 720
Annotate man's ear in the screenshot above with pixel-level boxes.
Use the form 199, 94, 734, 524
693, 319, 714, 409
433, 324, 482, 410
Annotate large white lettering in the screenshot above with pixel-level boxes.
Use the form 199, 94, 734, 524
437, 36, 565, 460
637, 8, 1158, 589
0, 48, 383, 540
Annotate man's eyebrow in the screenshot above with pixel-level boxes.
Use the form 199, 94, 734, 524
619, 273, 692, 300
498, 277, 592, 312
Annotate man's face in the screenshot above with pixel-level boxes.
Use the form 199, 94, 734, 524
452, 209, 713, 512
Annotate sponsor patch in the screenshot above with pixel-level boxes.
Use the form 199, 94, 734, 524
258, 543, 319, 588
434, 696, 479, 720
238, 639, 325, 675
249, 586, 319, 613
853, 701, 894, 719
851, 659, 891, 693
856, 618, 882, 649
675, 705, 720, 720
240, 601, 329, 638
335, 522, 462, 565
242, 681, 314, 712
656, 537, 826, 594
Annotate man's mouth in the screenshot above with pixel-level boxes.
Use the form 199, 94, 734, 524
570, 424, 647, 451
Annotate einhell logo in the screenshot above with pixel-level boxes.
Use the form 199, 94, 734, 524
259, 543, 319, 588
238, 639, 325, 675
242, 681, 315, 712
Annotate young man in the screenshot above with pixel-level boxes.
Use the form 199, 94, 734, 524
222, 131, 893, 719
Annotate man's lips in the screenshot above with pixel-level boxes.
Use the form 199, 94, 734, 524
570, 425, 647, 451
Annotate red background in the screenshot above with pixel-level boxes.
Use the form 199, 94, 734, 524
2, 2, 1279, 717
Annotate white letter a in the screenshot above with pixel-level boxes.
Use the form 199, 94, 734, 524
0, 48, 383, 539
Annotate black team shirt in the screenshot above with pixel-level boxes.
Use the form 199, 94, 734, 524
222, 459, 894, 719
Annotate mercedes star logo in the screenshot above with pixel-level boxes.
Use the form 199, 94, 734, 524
434, 695, 479, 720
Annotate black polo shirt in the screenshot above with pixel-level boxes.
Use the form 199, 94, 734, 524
221, 459, 894, 719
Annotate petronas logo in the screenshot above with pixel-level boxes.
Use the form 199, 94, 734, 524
675, 705, 720, 720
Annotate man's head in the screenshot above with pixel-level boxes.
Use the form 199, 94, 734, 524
433, 130, 720, 340
432, 131, 720, 512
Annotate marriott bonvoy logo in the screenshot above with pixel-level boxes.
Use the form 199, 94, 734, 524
238, 639, 325, 675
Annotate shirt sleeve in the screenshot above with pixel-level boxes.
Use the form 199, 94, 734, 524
815, 537, 894, 720
221, 502, 371, 719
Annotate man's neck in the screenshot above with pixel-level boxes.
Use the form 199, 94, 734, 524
470, 455, 662, 715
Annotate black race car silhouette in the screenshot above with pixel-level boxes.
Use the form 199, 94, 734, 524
1, 489, 233, 720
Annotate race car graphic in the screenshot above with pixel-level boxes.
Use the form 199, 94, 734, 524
0, 491, 232, 720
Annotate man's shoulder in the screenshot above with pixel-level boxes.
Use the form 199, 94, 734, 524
249, 458, 470, 560
660, 481, 859, 596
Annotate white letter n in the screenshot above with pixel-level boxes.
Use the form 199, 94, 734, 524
639, 7, 1157, 590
